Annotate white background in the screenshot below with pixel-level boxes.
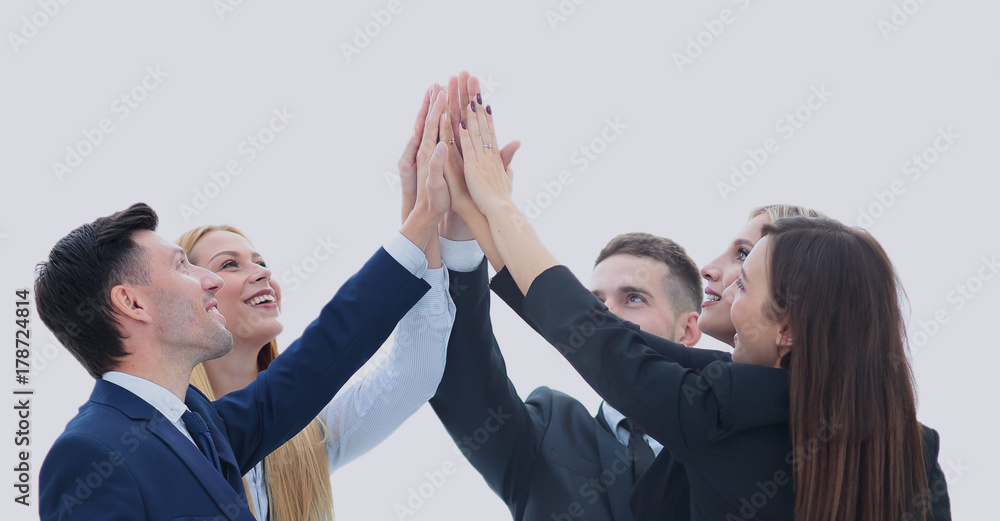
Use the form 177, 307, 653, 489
3, 1, 996, 519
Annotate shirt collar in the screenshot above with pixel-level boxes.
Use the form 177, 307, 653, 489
102, 371, 189, 423
601, 402, 628, 431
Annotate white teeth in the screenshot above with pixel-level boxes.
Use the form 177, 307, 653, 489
706, 294, 721, 302
246, 294, 276, 306
208, 307, 220, 314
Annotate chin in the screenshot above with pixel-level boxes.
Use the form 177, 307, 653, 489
699, 319, 736, 346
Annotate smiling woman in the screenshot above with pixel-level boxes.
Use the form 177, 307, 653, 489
176, 220, 454, 521
167, 84, 457, 521
178, 225, 333, 521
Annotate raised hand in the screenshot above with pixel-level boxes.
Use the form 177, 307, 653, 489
457, 85, 515, 218
399, 84, 441, 223
400, 89, 450, 265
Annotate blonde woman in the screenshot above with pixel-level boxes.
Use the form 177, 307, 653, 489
176, 87, 456, 520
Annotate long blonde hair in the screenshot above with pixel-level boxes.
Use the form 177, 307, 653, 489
178, 225, 334, 521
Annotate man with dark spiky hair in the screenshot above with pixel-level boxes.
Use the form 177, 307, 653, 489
36, 190, 445, 520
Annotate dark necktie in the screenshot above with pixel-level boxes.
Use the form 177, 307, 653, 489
182, 410, 222, 473
624, 419, 655, 481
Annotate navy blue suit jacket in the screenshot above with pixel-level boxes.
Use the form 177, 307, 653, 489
39, 247, 429, 521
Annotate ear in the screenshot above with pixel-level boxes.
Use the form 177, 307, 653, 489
674, 311, 702, 347
775, 322, 794, 358
109, 284, 153, 324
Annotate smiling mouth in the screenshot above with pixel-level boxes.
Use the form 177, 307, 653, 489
705, 293, 721, 302
245, 294, 276, 306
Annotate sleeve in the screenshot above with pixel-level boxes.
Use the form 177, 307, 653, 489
383, 232, 429, 278
214, 247, 431, 475
439, 237, 485, 273
491, 267, 729, 373
321, 265, 454, 472
921, 426, 952, 520
39, 436, 144, 521
519, 265, 789, 459
429, 259, 543, 506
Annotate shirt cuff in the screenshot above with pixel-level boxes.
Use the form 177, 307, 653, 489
411, 266, 449, 315
384, 232, 428, 278
440, 237, 485, 272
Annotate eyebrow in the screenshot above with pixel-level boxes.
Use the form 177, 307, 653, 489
618, 285, 651, 297
169, 247, 185, 263
207, 250, 262, 263
734, 238, 754, 249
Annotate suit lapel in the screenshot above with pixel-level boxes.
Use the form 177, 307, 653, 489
91, 380, 252, 518
595, 403, 635, 521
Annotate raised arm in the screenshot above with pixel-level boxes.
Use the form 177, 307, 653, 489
489, 266, 729, 373
216, 89, 453, 474
428, 252, 544, 506
457, 92, 788, 457
321, 263, 454, 471
321, 95, 460, 469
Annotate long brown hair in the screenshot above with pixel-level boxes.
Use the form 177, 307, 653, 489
762, 217, 928, 521
178, 225, 334, 521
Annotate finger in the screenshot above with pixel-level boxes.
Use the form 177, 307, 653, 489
440, 111, 456, 152
418, 89, 447, 168
500, 140, 521, 171
399, 87, 432, 173
447, 77, 463, 155
457, 109, 475, 164
427, 142, 449, 212
467, 76, 494, 152
473, 100, 493, 159
428, 142, 447, 187
464, 101, 484, 161
458, 71, 471, 118
414, 85, 432, 136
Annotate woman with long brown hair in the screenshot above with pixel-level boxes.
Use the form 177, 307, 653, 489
451, 94, 950, 519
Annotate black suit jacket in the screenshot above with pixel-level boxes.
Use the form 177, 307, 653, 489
510, 265, 952, 521
431, 260, 644, 521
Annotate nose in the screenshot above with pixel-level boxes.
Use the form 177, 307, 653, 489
195, 265, 224, 293
250, 262, 272, 284
701, 257, 721, 282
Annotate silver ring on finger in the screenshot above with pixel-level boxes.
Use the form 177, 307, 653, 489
483, 143, 493, 149
449, 138, 455, 145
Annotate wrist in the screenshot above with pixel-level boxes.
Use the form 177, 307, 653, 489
482, 199, 521, 223
440, 210, 475, 241
400, 209, 441, 250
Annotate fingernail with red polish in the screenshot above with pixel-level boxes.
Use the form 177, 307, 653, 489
486, 105, 492, 115
476, 93, 483, 105
461, 120, 467, 130
470, 102, 476, 113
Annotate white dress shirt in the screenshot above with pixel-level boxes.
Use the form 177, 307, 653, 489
600, 402, 664, 457
101, 371, 198, 446
246, 233, 456, 520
